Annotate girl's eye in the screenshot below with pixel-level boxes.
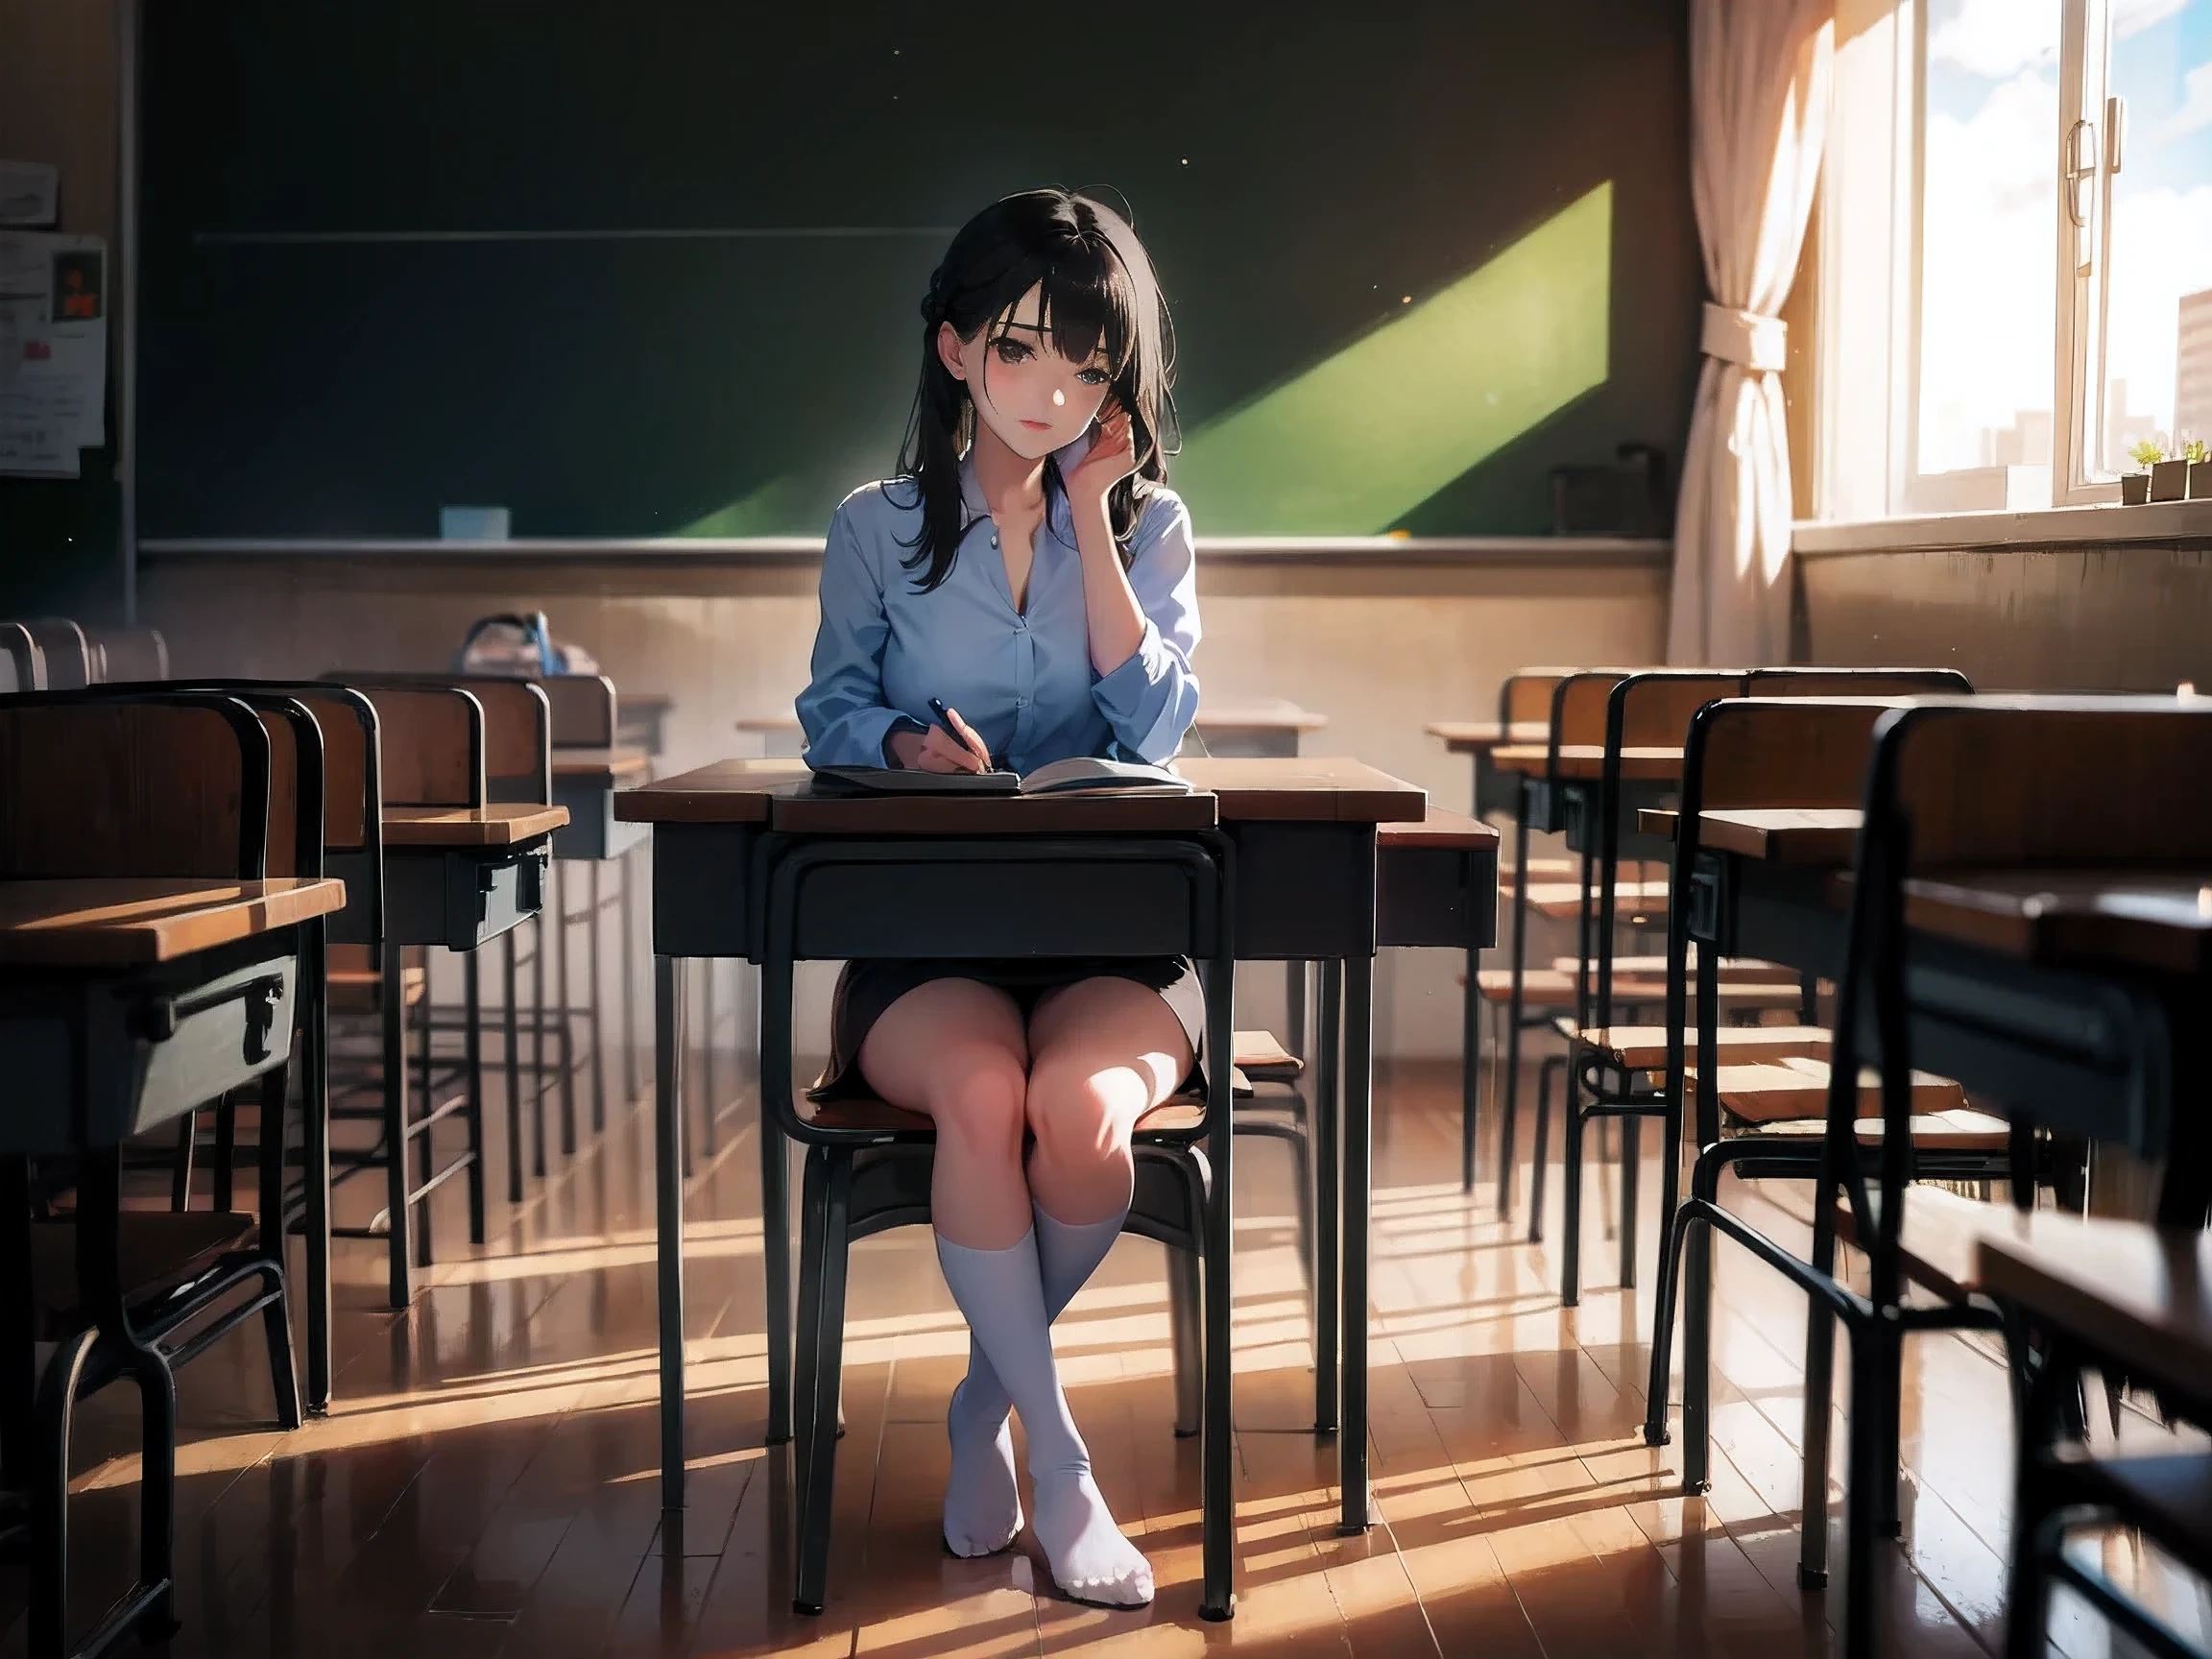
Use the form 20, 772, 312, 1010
992, 337, 1032, 365
1075, 367, 1110, 386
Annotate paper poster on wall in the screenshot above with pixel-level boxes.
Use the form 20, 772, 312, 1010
0, 231, 108, 476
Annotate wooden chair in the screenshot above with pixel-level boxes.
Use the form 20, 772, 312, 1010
15, 619, 89, 690
0, 689, 317, 1656
1745, 665, 1974, 699
1981, 1214, 2212, 1659
1656, 696, 2212, 1659
330, 681, 496, 1303
84, 625, 171, 684
1640, 695, 2015, 1535
0, 622, 43, 693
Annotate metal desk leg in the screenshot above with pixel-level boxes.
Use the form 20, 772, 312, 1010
557, 863, 577, 1157
301, 926, 333, 1413
381, 940, 412, 1310
623, 845, 641, 1107
532, 912, 548, 1180
1500, 782, 1532, 1214
503, 929, 524, 1204
589, 860, 608, 1135
1284, 960, 1307, 1064
464, 950, 486, 1244
761, 1006, 793, 1445
1337, 951, 1374, 1536
1200, 951, 1238, 1622
701, 959, 720, 1158
1313, 959, 1341, 1435
657, 953, 687, 1508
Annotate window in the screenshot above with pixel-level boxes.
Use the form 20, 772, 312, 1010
1815, 0, 2212, 518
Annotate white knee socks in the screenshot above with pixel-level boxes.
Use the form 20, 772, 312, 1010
935, 1226, 1153, 1605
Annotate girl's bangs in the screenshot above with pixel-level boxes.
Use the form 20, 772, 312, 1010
995, 245, 1135, 375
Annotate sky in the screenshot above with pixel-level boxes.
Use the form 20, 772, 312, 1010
1918, 0, 2212, 470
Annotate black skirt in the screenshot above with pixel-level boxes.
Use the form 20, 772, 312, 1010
812, 955, 1208, 1101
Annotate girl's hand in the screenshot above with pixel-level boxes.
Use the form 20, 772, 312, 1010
1064, 402, 1138, 505
886, 707, 992, 773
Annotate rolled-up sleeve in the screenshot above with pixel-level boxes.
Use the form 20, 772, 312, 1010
1091, 493, 1202, 763
797, 501, 912, 767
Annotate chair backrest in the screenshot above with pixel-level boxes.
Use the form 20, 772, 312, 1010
1609, 670, 1748, 753
345, 683, 484, 808
1497, 668, 1578, 730
1876, 697, 2212, 871
21, 618, 89, 690
0, 622, 43, 693
536, 674, 617, 749
1549, 669, 1634, 752
334, 672, 549, 805
1746, 666, 1974, 699
84, 626, 171, 684
1691, 696, 1924, 811
0, 691, 271, 880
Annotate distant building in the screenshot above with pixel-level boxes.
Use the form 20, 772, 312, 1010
2179, 287, 2212, 449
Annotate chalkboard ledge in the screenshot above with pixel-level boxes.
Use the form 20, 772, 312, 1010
136, 535, 1670, 567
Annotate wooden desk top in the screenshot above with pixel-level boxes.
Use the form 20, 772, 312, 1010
382, 804, 571, 847
0, 878, 347, 967
1900, 870, 2212, 975
733, 698, 1331, 737
1639, 806, 1864, 864
552, 746, 651, 786
1426, 720, 1551, 754
1378, 805, 1501, 852
1491, 744, 1686, 781
1976, 1213, 2212, 1393
616, 757, 1427, 829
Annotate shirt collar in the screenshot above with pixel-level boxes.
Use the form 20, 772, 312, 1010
958, 436, 1089, 541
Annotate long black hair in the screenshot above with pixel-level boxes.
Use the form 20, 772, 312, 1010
892, 188, 1179, 592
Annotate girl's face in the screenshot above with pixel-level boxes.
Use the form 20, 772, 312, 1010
938, 283, 1117, 462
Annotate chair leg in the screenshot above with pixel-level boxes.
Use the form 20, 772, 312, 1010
463, 950, 487, 1244
1527, 1054, 1559, 1242
169, 1111, 197, 1213
1617, 1116, 1640, 1289
381, 940, 413, 1310
700, 958, 720, 1159
299, 935, 333, 1415
410, 972, 434, 1272
255, 1061, 304, 1431
793, 1155, 851, 1617
791, 1150, 829, 1539
1286, 1119, 1315, 1300
589, 860, 608, 1136
1560, 1055, 1586, 1308
32, 1328, 100, 1657
213, 1094, 237, 1213
503, 928, 524, 1205
556, 862, 577, 1158
1168, 1241, 1203, 1439
1798, 1194, 1843, 1586
1842, 1323, 1883, 1659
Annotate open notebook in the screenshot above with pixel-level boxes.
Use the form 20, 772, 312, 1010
808, 756, 1194, 797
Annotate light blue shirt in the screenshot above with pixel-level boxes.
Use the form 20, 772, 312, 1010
796, 441, 1202, 773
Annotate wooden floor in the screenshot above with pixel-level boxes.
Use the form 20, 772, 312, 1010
9, 1017, 2209, 1657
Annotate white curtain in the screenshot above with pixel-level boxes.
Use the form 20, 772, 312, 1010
1667, 0, 1835, 666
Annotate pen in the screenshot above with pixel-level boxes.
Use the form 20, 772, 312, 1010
927, 698, 998, 771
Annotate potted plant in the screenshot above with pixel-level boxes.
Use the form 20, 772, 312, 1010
2123, 439, 2160, 503
2150, 439, 2191, 502
2185, 437, 2211, 501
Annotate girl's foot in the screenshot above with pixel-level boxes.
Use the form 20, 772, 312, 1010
1031, 1468, 1153, 1607
942, 1380, 1022, 1557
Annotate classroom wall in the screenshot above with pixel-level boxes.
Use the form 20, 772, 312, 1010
1795, 539, 2212, 690
138, 547, 1665, 1059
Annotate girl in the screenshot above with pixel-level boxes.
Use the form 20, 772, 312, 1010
795, 189, 1199, 1608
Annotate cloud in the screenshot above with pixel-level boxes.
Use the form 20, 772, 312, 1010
2158, 59, 2212, 143
2115, 0, 2188, 36
1928, 0, 2057, 78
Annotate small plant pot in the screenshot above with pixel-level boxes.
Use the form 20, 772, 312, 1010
2189, 460, 2212, 501
2149, 459, 2190, 502
2121, 471, 2151, 504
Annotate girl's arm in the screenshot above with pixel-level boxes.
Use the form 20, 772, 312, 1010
1080, 492, 1202, 763
795, 503, 918, 767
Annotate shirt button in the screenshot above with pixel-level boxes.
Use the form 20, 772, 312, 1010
1016, 698, 1026, 708
990, 534, 999, 547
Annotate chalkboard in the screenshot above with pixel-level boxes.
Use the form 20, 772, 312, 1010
137, 1, 1698, 541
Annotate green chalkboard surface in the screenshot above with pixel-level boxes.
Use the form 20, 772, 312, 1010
138, 2, 1697, 541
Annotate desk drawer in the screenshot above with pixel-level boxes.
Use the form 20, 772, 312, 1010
1376, 844, 1491, 950
385, 843, 551, 951
0, 950, 299, 1155
787, 857, 1210, 959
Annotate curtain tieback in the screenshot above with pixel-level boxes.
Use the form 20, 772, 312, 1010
1700, 302, 1788, 373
